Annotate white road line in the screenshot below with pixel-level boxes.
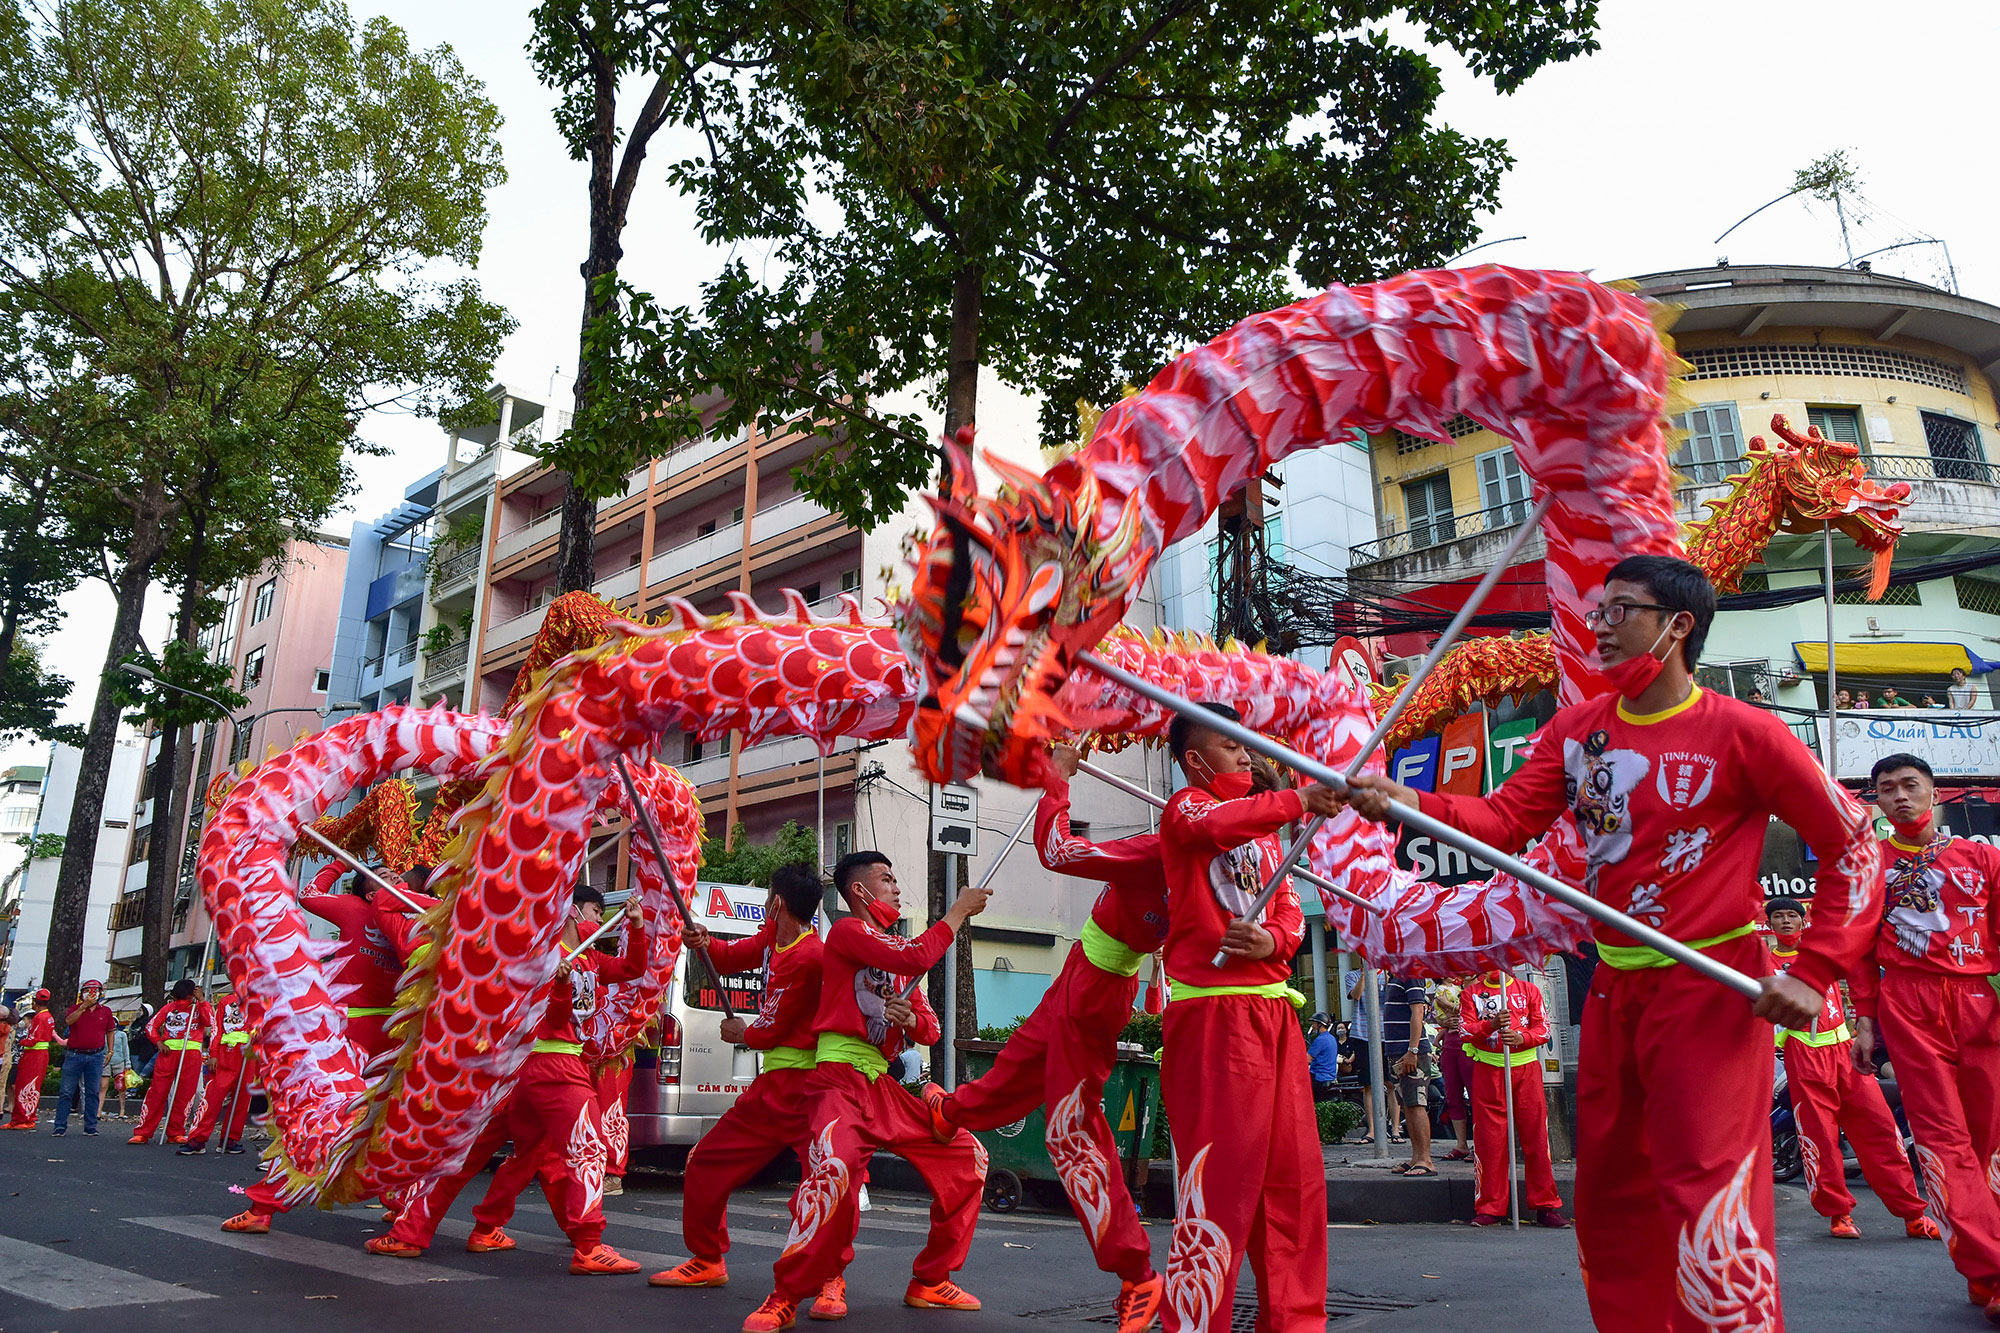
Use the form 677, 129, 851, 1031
642, 1197, 1027, 1239
124, 1217, 493, 1285
605, 1208, 880, 1251
428, 1217, 690, 1269
0, 1234, 214, 1310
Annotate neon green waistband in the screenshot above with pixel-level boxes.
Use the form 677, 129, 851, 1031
345, 1005, 396, 1017
815, 1032, 889, 1081
1597, 922, 1756, 972
1777, 1022, 1852, 1050
1079, 920, 1146, 977
24, 1041, 50, 1051
531, 1039, 584, 1056
1469, 1045, 1541, 1067
161, 1039, 202, 1051
1166, 978, 1307, 1009
220, 1031, 250, 1046
762, 1046, 817, 1071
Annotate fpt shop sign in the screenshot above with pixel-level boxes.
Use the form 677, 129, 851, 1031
1820, 715, 2000, 782
1390, 712, 1535, 888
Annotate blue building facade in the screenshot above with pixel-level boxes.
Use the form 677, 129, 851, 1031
328, 469, 443, 716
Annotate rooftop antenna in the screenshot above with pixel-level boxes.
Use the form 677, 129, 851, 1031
1714, 150, 1862, 265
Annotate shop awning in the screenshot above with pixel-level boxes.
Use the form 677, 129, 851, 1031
1792, 641, 1999, 676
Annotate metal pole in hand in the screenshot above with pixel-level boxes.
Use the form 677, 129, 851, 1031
1075, 759, 1383, 916
941, 854, 958, 1091
1234, 493, 1555, 952
611, 754, 734, 1020
1499, 970, 1521, 1230
298, 826, 431, 915
1364, 966, 1388, 1163
562, 903, 629, 965
897, 804, 1035, 1007
1078, 650, 1762, 1000
1822, 522, 1839, 778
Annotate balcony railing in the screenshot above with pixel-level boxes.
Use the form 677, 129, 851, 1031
396, 641, 418, 667
1864, 453, 2000, 487
486, 601, 551, 651
423, 639, 469, 681
362, 652, 385, 677
494, 505, 564, 563
433, 545, 482, 592
109, 893, 147, 931
1351, 499, 1533, 564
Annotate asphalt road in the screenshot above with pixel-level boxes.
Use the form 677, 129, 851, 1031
0, 1123, 1984, 1332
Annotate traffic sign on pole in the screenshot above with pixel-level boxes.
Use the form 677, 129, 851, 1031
929, 781, 979, 855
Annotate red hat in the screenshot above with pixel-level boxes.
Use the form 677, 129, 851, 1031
33, 988, 51, 1002
81, 979, 103, 991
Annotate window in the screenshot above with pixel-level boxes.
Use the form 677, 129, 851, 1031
1954, 576, 2000, 616
1922, 411, 1987, 481
1834, 581, 1919, 606
628, 550, 642, 568
231, 727, 254, 765
840, 568, 861, 593
1671, 403, 1744, 485
1391, 414, 1484, 454
797, 581, 821, 604
685, 733, 730, 762
251, 578, 276, 624
312, 668, 330, 694
1684, 344, 1968, 395
697, 520, 717, 538
1400, 474, 1455, 550
1807, 407, 1865, 452
130, 826, 150, 863
1474, 447, 1530, 523
731, 505, 745, 524
241, 646, 266, 688
833, 820, 854, 861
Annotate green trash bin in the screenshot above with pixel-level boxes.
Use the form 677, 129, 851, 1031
952, 1037, 1161, 1213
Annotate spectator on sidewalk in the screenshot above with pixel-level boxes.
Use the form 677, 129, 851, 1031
104, 1014, 134, 1120
56, 981, 118, 1136
1306, 1013, 1341, 1102
126, 1005, 158, 1081
1434, 977, 1474, 1162
1343, 973, 1385, 1143
1381, 973, 1435, 1176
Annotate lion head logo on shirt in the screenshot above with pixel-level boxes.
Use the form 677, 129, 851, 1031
1207, 842, 1267, 919
569, 968, 599, 1020
1562, 730, 1651, 881
855, 968, 893, 1047
1886, 853, 1949, 959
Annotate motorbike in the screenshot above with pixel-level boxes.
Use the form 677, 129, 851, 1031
1771, 1052, 1923, 1188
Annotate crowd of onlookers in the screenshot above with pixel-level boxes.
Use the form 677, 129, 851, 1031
0, 988, 175, 1132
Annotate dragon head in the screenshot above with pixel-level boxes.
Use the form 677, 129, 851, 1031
900, 429, 1150, 785
1760, 414, 1910, 597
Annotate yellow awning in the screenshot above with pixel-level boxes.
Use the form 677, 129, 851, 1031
1792, 641, 1979, 676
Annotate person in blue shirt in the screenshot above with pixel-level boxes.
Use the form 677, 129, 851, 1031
1306, 1013, 1341, 1102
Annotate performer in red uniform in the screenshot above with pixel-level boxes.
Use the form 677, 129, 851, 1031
922, 745, 1164, 1332
743, 851, 991, 1333
1157, 704, 1341, 1333
1458, 971, 1565, 1227
130, 979, 213, 1144
1347, 555, 1880, 1333
5, 990, 59, 1129
1853, 752, 2000, 1322
1762, 896, 1932, 1240
179, 996, 255, 1155
651, 864, 849, 1316
367, 885, 649, 1273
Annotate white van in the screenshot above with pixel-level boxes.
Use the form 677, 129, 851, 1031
618, 879, 774, 1161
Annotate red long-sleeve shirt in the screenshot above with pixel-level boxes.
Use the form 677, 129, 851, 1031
536, 912, 649, 1045
372, 889, 442, 965
1160, 784, 1307, 988
1459, 974, 1548, 1061
1034, 779, 1169, 956
18, 1010, 57, 1051
1850, 832, 2000, 1020
1418, 688, 1880, 996
148, 998, 213, 1050
301, 864, 403, 1009
1768, 945, 1845, 1038
810, 917, 949, 1060
707, 920, 823, 1054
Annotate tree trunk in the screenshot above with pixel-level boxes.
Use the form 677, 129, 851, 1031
554, 136, 627, 594
141, 523, 209, 1004
943, 265, 983, 437
0, 466, 55, 670
44, 547, 156, 1010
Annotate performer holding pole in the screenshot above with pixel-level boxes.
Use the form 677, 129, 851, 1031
130, 978, 211, 1145
4, 989, 58, 1129
1459, 968, 1565, 1229
178, 994, 254, 1155
1341, 555, 1882, 1332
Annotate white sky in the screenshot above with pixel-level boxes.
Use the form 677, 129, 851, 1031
11, 0, 1997, 770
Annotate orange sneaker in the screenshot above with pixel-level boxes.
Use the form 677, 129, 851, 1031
811, 1275, 848, 1320
1115, 1275, 1163, 1333
220, 1210, 270, 1234
1829, 1214, 1861, 1239
1974, 1277, 1999, 1307
466, 1226, 516, 1253
126, 1133, 148, 1144
905, 1278, 981, 1310
1906, 1215, 1942, 1240
570, 1243, 641, 1275
921, 1083, 953, 1144
650, 1256, 729, 1287
366, 1235, 423, 1257
744, 1293, 799, 1332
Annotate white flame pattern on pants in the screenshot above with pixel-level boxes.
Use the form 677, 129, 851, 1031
1916, 1143, 1957, 1257
1165, 1146, 1232, 1333
1798, 1133, 1820, 1203
784, 1120, 851, 1257
602, 1099, 629, 1173
567, 1105, 606, 1218
1045, 1082, 1112, 1247
1673, 1151, 1778, 1332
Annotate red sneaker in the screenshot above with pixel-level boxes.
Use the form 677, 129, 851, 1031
1829, 1215, 1861, 1240
921, 1083, 953, 1144
1974, 1277, 1999, 1307
1906, 1215, 1942, 1240
570, 1243, 641, 1275
905, 1278, 981, 1310
465, 1226, 516, 1253
650, 1256, 729, 1287
810, 1275, 848, 1320
220, 1210, 269, 1234
1115, 1275, 1163, 1333
365, 1236, 423, 1258
1535, 1209, 1571, 1230
1985, 1291, 2000, 1327
744, 1293, 799, 1333
1468, 1212, 1507, 1227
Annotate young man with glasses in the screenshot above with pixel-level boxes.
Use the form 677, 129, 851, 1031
1344, 554, 1881, 1332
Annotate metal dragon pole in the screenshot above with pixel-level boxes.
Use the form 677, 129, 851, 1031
298, 826, 432, 915
898, 804, 1038, 1003
611, 755, 735, 1020
1499, 970, 1521, 1230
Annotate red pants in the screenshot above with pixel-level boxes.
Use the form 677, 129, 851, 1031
943, 946, 1154, 1282
1783, 1037, 1927, 1221
1160, 995, 1326, 1333
595, 1061, 634, 1177
1472, 1057, 1561, 1217
683, 1066, 851, 1270
1573, 936, 1779, 1333
773, 1062, 984, 1302
1440, 1036, 1474, 1124
190, 1050, 255, 1145
1878, 970, 2000, 1283
133, 1048, 204, 1141
7, 1047, 49, 1126
392, 1051, 611, 1251
246, 1013, 400, 1217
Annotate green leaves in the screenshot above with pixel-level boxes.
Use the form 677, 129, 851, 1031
115, 639, 246, 731
699, 818, 820, 887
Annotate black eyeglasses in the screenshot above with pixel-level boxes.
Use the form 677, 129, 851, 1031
1584, 602, 1674, 628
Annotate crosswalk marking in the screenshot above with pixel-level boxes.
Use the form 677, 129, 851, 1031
0, 1234, 214, 1310
605, 1207, 880, 1251
125, 1217, 493, 1285
428, 1217, 689, 1270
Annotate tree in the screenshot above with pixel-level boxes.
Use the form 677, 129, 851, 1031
0, 0, 513, 1007
699, 819, 819, 888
